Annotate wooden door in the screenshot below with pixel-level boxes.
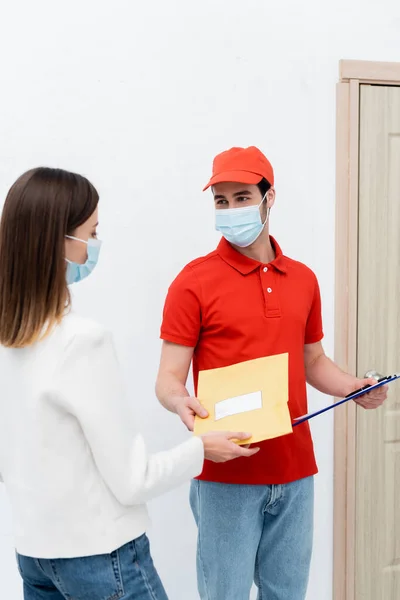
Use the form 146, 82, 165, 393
356, 84, 400, 599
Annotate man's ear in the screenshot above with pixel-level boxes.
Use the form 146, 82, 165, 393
266, 188, 276, 209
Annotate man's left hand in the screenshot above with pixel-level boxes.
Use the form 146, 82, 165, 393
352, 378, 388, 409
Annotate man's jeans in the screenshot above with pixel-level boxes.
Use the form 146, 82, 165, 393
190, 476, 314, 600
16, 534, 168, 600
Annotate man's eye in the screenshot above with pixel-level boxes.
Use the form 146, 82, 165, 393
238, 196, 249, 202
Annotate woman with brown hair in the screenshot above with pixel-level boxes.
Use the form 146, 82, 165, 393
0, 167, 258, 600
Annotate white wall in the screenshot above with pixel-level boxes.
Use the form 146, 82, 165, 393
0, 1, 399, 598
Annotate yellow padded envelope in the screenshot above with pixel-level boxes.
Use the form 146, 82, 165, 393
194, 353, 292, 444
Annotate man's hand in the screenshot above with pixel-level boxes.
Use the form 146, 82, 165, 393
304, 343, 390, 409
175, 396, 208, 431
352, 378, 388, 409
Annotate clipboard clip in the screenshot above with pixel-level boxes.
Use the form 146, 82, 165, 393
343, 374, 391, 398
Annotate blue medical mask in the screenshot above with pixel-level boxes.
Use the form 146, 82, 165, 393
215, 194, 270, 248
65, 235, 102, 285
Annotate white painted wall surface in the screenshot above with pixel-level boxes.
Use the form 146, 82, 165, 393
0, 1, 399, 598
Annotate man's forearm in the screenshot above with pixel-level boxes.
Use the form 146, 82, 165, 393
306, 353, 360, 398
155, 373, 190, 413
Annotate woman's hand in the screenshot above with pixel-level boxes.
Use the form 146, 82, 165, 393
201, 432, 259, 463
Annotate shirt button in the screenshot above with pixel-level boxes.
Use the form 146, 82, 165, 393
267, 287, 272, 293
263, 267, 268, 273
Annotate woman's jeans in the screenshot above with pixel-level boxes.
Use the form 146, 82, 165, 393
17, 534, 168, 600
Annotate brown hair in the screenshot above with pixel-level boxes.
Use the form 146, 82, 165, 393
0, 167, 99, 348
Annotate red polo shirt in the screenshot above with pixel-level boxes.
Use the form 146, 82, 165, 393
160, 237, 323, 485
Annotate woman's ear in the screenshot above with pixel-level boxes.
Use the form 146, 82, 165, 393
64, 237, 73, 262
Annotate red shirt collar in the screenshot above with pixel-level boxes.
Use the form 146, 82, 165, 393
216, 236, 287, 275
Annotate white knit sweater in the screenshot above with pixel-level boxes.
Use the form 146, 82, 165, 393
0, 312, 204, 559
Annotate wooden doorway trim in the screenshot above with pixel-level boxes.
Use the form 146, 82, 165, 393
334, 59, 400, 600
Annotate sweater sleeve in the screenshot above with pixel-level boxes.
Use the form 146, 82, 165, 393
54, 327, 204, 506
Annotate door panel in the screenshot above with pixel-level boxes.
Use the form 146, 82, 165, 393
356, 84, 400, 599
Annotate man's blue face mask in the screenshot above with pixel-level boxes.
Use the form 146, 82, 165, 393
215, 193, 270, 248
65, 235, 102, 285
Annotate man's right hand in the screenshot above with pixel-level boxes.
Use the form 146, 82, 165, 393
201, 432, 260, 463
175, 396, 208, 431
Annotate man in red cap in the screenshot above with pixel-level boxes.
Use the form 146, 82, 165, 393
156, 146, 387, 599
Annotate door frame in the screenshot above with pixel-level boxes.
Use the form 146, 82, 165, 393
334, 59, 400, 600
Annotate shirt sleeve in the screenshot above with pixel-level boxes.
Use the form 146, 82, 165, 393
305, 273, 324, 344
55, 328, 204, 506
160, 265, 202, 347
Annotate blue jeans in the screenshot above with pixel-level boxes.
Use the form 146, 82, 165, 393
16, 534, 168, 600
190, 476, 314, 600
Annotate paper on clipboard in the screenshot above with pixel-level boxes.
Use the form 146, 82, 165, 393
194, 353, 292, 444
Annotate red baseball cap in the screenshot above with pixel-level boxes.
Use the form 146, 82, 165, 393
203, 146, 274, 191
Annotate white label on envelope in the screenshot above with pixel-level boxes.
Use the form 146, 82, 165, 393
215, 391, 263, 421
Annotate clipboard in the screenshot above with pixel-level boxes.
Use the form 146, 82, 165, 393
292, 373, 400, 426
